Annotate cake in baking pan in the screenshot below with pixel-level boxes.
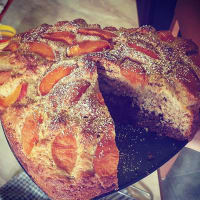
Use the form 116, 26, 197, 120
0, 18, 200, 199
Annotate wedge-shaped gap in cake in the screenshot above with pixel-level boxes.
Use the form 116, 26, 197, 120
96, 57, 197, 140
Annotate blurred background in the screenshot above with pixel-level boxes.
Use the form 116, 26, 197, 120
1, 0, 138, 32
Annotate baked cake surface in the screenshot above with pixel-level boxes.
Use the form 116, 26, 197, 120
0, 19, 200, 199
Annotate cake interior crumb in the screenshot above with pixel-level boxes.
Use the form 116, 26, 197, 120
97, 66, 193, 140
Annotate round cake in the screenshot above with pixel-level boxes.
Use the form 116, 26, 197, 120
0, 18, 200, 200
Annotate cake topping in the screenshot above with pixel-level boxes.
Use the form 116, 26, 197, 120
120, 66, 148, 87
68, 81, 91, 104
21, 113, 41, 155
17, 82, 28, 101
21, 23, 52, 42
3, 41, 19, 52
0, 71, 11, 85
0, 83, 23, 107
67, 40, 111, 57
93, 127, 119, 177
96, 92, 105, 105
28, 42, 55, 61
128, 43, 160, 59
39, 65, 75, 96
157, 31, 175, 42
42, 31, 76, 45
52, 133, 77, 174
78, 28, 117, 40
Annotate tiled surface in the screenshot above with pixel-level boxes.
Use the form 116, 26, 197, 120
161, 147, 200, 200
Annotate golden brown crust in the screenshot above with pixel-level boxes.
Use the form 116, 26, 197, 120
0, 19, 200, 200
1, 71, 119, 200
0, 53, 119, 200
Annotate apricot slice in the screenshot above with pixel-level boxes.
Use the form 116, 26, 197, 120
28, 42, 55, 61
52, 133, 77, 174
67, 40, 111, 57
21, 113, 41, 155
69, 81, 90, 104
96, 92, 105, 105
17, 83, 28, 101
0, 71, 11, 85
93, 133, 119, 177
157, 31, 175, 42
39, 66, 74, 96
138, 27, 154, 34
42, 31, 76, 45
3, 42, 19, 52
78, 28, 117, 40
0, 83, 22, 107
128, 43, 159, 59
121, 68, 147, 86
